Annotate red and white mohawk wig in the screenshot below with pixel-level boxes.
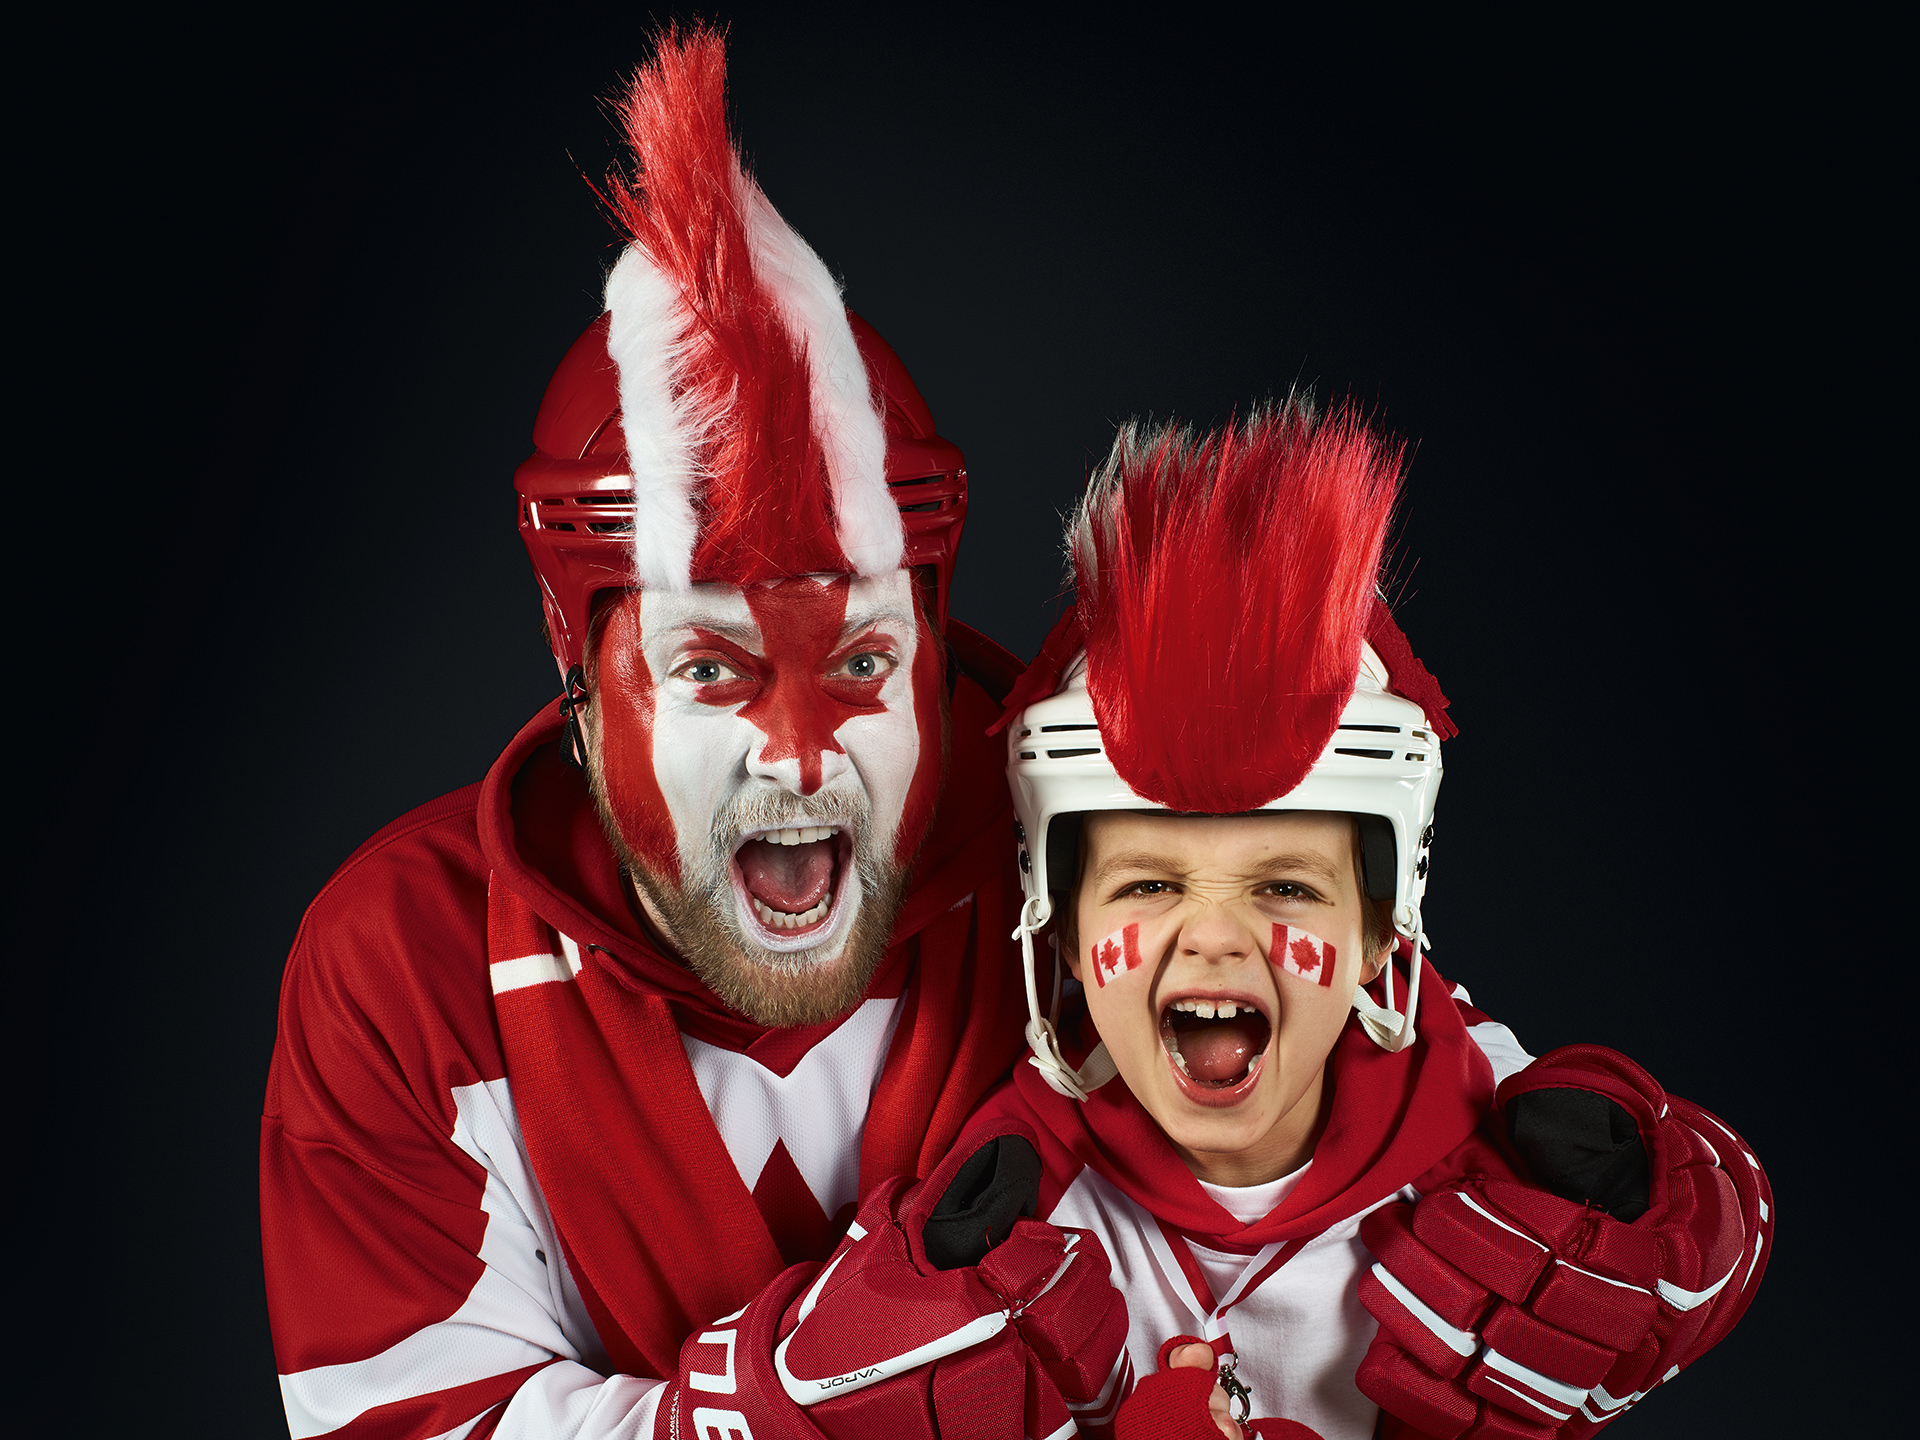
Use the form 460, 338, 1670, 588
599, 25, 901, 590
1072, 397, 1402, 811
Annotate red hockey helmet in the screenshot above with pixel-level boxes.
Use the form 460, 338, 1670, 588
514, 311, 967, 680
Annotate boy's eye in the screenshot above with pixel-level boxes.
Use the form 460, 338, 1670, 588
1261, 881, 1316, 900
1120, 880, 1177, 898
834, 651, 895, 679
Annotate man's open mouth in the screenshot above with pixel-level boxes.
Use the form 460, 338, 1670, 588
731, 824, 855, 949
1160, 995, 1273, 1100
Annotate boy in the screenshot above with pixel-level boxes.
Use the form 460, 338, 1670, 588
962, 401, 1771, 1438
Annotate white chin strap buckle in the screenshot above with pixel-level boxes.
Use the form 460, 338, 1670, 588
1014, 899, 1115, 1100
1353, 915, 1426, 1053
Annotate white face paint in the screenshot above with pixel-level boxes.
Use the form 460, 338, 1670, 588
591, 570, 943, 1008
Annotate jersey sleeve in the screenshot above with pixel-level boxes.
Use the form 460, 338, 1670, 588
1446, 978, 1535, 1086
260, 800, 668, 1439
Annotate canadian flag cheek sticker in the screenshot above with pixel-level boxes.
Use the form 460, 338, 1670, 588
1271, 924, 1337, 988
1088, 923, 1143, 988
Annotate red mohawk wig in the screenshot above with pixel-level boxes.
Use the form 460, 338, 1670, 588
598, 25, 901, 590
1073, 399, 1403, 812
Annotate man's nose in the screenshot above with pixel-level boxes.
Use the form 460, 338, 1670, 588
745, 737, 852, 795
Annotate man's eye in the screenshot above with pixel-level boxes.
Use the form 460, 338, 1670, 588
836, 652, 895, 679
679, 658, 737, 684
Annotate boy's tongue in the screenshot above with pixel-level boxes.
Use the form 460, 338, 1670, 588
737, 837, 835, 914
1175, 1016, 1266, 1084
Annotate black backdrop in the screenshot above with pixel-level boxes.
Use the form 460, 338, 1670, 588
47, 7, 1890, 1436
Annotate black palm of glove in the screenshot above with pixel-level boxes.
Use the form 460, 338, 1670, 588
921, 1133, 1045, 1270
1505, 1084, 1650, 1222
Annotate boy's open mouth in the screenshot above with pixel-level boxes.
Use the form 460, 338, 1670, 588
731, 825, 852, 947
1160, 995, 1273, 1091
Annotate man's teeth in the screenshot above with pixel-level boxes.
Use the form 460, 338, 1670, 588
752, 896, 831, 930
758, 825, 838, 846
1169, 998, 1248, 1020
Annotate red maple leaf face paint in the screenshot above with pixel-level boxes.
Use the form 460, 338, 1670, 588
591, 570, 941, 974
737, 577, 879, 795
1089, 922, 1143, 988
1271, 924, 1337, 988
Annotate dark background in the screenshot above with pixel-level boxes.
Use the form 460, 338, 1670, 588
41, 6, 1890, 1435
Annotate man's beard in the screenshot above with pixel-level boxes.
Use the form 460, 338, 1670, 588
589, 767, 908, 1028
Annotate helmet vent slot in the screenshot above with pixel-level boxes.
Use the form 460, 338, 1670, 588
1334, 747, 1394, 760
1045, 748, 1100, 759
1039, 724, 1099, 733
1339, 723, 1402, 733
573, 493, 636, 506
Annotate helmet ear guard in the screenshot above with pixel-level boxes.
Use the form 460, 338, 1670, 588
1357, 813, 1397, 902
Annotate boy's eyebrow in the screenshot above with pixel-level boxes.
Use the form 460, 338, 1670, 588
1092, 849, 1341, 887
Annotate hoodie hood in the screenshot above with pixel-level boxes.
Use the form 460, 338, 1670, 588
1013, 952, 1504, 1249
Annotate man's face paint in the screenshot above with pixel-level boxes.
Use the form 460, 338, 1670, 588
1089, 923, 1143, 988
1271, 924, 1337, 989
588, 569, 945, 1024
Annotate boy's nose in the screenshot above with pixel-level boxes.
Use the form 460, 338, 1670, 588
1176, 903, 1259, 964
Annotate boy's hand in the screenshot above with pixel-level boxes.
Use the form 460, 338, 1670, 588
1117, 1338, 1329, 1439
1355, 1045, 1772, 1438
1115, 1339, 1237, 1439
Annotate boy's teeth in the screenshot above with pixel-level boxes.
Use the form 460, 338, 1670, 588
1171, 999, 1243, 1020
751, 896, 831, 930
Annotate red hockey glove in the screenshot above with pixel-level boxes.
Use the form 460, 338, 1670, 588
750, 1120, 1129, 1440
1357, 1045, 1770, 1439
655, 1261, 826, 1440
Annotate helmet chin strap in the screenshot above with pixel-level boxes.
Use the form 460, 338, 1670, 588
1353, 908, 1426, 1053
557, 665, 592, 772
1015, 896, 1116, 1101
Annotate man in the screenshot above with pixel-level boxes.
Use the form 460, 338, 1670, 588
261, 31, 1038, 1437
